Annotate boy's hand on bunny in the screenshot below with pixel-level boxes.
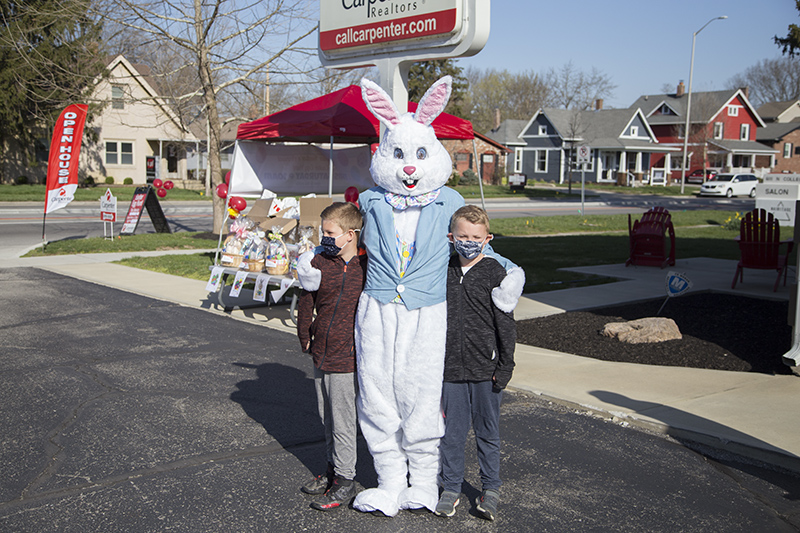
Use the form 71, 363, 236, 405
296, 250, 321, 292
492, 266, 525, 313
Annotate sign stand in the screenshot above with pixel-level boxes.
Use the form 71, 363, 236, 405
100, 188, 117, 240
120, 186, 171, 235
782, 199, 800, 374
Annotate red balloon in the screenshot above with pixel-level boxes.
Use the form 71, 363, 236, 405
152, 178, 163, 188
229, 196, 246, 212
157, 188, 167, 198
215, 182, 228, 199
344, 186, 359, 204
224, 171, 231, 185
163, 180, 174, 190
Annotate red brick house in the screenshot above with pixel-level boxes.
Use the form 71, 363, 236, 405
442, 132, 510, 185
630, 83, 775, 181
757, 122, 800, 174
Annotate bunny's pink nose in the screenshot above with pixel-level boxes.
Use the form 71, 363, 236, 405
403, 166, 416, 176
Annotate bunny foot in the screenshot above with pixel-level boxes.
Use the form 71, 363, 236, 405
295, 250, 320, 291
492, 266, 525, 312
399, 484, 438, 513
353, 487, 402, 517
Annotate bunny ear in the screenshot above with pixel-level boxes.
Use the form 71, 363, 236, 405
361, 78, 402, 128
414, 75, 452, 126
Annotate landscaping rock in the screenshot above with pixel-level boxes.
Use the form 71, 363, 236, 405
601, 317, 682, 344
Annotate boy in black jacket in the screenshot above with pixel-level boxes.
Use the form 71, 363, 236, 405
435, 205, 516, 521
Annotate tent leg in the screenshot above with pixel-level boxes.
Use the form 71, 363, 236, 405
473, 137, 486, 210
329, 136, 333, 198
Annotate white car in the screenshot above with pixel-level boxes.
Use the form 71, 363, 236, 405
699, 173, 758, 198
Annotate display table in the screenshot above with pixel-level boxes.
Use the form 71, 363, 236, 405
208, 266, 301, 324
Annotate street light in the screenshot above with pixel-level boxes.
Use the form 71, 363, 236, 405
680, 15, 728, 194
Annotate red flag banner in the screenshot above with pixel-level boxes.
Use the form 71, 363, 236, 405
44, 104, 88, 214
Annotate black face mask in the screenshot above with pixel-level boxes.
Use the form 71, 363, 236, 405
320, 234, 342, 256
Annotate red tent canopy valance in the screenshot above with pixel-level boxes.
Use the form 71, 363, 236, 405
236, 85, 473, 143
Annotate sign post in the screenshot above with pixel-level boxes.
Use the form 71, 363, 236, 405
576, 144, 590, 215
99, 188, 117, 239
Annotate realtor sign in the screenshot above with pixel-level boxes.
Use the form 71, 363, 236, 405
99, 188, 117, 222
319, 0, 489, 67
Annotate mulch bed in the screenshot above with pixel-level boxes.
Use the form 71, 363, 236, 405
516, 292, 794, 375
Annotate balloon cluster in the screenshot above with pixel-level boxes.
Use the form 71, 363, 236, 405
215, 171, 247, 218
152, 178, 174, 198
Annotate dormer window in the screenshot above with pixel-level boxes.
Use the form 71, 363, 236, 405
538, 125, 547, 136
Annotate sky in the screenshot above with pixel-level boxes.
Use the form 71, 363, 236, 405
454, 0, 799, 108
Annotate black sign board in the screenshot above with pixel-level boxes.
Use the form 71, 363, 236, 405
120, 186, 171, 235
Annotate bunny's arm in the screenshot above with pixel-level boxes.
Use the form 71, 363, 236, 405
482, 244, 525, 313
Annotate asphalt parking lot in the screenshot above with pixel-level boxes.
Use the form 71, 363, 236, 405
1, 268, 798, 532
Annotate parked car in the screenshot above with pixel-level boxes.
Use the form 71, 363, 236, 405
699, 173, 758, 198
686, 169, 717, 184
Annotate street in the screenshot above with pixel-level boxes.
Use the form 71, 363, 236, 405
0, 269, 797, 532
0, 190, 756, 259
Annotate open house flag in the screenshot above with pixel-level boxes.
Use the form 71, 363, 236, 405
44, 104, 88, 214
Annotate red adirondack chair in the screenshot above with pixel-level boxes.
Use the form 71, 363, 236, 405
732, 208, 794, 292
626, 206, 676, 268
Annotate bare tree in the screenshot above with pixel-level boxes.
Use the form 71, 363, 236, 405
464, 67, 550, 132
727, 57, 800, 107
96, 0, 317, 232
546, 61, 616, 110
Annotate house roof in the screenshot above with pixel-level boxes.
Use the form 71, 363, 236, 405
474, 131, 510, 153
630, 88, 766, 128
526, 107, 673, 151
485, 119, 527, 146
708, 139, 777, 154
756, 100, 800, 122
756, 122, 800, 142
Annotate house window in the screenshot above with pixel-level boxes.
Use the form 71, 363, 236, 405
514, 148, 523, 173
740, 123, 750, 141
538, 125, 548, 136
728, 106, 739, 117
111, 85, 125, 109
535, 150, 547, 173
785, 143, 793, 158
629, 126, 639, 137
105, 141, 133, 165
713, 122, 723, 139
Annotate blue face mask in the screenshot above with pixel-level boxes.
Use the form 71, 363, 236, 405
452, 238, 485, 260
320, 234, 343, 256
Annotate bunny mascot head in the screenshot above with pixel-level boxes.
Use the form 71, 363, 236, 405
362, 76, 454, 197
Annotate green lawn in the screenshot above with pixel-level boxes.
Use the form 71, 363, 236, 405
0, 183, 210, 202
25, 231, 219, 256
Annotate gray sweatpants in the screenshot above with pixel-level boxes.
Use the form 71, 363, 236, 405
314, 366, 358, 480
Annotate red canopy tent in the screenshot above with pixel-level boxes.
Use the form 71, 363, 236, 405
236, 84, 474, 142
232, 85, 485, 206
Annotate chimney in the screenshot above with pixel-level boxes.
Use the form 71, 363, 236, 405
595, 98, 604, 111
493, 108, 501, 130
740, 86, 749, 99
677, 81, 685, 97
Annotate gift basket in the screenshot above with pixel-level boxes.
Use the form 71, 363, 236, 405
265, 226, 290, 275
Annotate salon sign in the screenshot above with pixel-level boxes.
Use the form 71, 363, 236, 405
320, 0, 461, 52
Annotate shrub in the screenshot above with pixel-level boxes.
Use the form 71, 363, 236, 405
447, 170, 460, 187
83, 176, 95, 187
723, 212, 742, 231
123, 177, 133, 185
460, 169, 479, 185
16, 176, 28, 185
105, 176, 115, 184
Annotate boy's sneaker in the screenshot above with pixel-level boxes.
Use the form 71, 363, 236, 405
310, 476, 356, 511
301, 464, 333, 495
434, 490, 460, 517
476, 489, 500, 521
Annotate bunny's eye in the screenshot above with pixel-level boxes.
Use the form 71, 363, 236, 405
394, 148, 403, 159
416, 147, 427, 160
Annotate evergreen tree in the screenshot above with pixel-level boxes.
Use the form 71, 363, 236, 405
775, 0, 800, 57
0, 0, 105, 176
408, 59, 469, 117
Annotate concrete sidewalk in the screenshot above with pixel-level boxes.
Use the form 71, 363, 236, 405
10, 252, 800, 474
